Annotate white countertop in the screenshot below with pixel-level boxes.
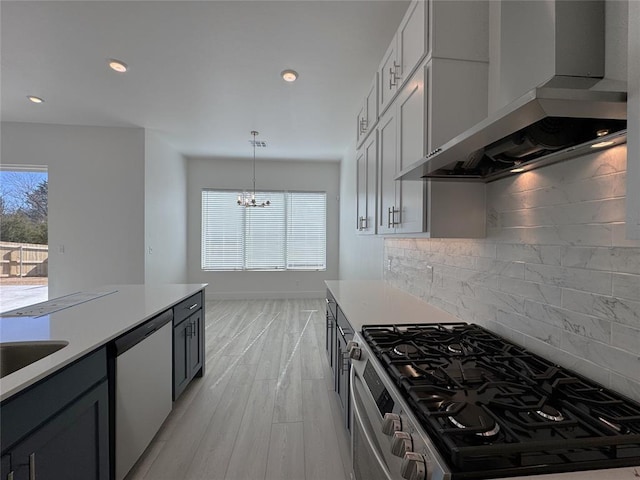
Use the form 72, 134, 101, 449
325, 280, 640, 479
0, 283, 206, 402
325, 280, 460, 331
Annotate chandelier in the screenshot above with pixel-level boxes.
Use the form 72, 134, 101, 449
237, 130, 270, 207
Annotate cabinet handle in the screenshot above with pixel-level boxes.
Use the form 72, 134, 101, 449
389, 67, 397, 88
29, 453, 35, 480
388, 206, 399, 228
393, 61, 402, 81
358, 216, 367, 231
191, 320, 197, 338
342, 351, 350, 372
360, 118, 367, 134
187, 303, 198, 310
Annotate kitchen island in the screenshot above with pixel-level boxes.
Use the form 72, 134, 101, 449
0, 283, 206, 480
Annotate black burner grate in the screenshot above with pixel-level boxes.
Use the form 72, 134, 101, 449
361, 323, 640, 479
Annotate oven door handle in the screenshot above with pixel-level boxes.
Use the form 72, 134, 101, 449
350, 366, 395, 480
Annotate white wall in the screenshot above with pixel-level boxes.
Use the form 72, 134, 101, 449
187, 157, 340, 299
338, 139, 384, 280
1, 122, 145, 297
144, 131, 187, 284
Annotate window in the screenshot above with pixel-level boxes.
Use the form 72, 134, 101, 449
202, 190, 326, 271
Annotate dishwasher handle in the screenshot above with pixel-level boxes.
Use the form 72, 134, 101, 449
114, 309, 173, 356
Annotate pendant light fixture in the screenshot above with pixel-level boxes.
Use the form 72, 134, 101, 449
237, 131, 270, 207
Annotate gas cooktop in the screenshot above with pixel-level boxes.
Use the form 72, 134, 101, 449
361, 322, 640, 478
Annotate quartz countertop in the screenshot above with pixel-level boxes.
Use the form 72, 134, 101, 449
0, 283, 206, 402
325, 280, 460, 331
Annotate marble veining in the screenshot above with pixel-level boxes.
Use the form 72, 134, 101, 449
383, 147, 640, 403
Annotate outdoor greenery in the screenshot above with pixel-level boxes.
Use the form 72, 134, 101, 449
0, 178, 48, 244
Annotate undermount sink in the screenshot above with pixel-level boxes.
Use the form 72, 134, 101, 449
0, 341, 69, 378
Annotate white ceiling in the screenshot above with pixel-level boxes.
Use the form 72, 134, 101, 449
1, 0, 409, 161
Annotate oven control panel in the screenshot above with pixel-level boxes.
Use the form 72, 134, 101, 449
363, 361, 395, 416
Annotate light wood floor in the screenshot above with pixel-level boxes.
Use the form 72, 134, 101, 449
125, 298, 352, 480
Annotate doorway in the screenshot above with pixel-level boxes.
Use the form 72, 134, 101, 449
0, 166, 49, 311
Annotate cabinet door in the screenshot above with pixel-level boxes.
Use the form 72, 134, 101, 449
362, 132, 378, 235
10, 381, 109, 480
365, 74, 378, 135
378, 38, 399, 114
335, 333, 350, 430
397, 0, 427, 85
356, 103, 366, 147
1, 455, 10, 480
356, 149, 366, 232
377, 108, 398, 234
396, 63, 427, 234
173, 320, 190, 399
188, 311, 203, 377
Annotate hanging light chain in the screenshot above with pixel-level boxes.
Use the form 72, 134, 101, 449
237, 131, 270, 207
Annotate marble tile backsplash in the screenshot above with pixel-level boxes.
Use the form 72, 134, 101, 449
384, 145, 640, 401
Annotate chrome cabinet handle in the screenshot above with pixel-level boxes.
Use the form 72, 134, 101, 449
29, 453, 35, 480
338, 325, 345, 337
187, 303, 198, 310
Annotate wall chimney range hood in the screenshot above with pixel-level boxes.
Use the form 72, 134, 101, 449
396, 0, 627, 183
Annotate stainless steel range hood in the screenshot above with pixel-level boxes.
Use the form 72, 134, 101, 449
396, 0, 628, 183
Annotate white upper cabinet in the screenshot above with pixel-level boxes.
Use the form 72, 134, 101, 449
356, 132, 378, 235
377, 0, 488, 117
357, 0, 490, 238
377, 58, 487, 237
378, 40, 401, 117
357, 75, 379, 148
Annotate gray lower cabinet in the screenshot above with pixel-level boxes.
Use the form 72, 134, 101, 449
326, 289, 353, 431
0, 348, 109, 480
173, 291, 204, 401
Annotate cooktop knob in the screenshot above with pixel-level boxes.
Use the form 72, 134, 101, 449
346, 340, 359, 350
349, 345, 362, 360
391, 431, 413, 457
382, 413, 402, 435
401, 452, 427, 480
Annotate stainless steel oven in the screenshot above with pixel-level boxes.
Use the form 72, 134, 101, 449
349, 325, 640, 480
350, 331, 448, 480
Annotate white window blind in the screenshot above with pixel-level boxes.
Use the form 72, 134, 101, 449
202, 190, 244, 270
245, 192, 285, 269
201, 190, 326, 271
286, 192, 327, 269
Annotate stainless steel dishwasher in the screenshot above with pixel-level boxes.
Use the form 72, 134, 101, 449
114, 309, 173, 480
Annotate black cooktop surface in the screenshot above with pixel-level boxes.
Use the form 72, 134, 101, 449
361, 323, 640, 479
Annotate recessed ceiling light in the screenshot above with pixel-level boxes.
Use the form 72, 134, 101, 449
27, 95, 44, 104
281, 69, 298, 82
108, 59, 128, 73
